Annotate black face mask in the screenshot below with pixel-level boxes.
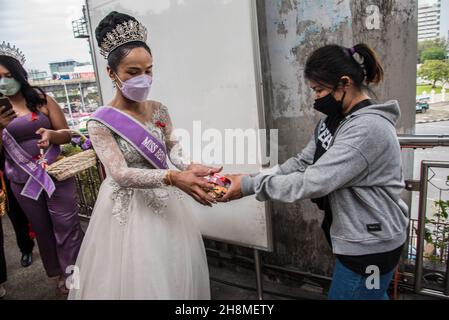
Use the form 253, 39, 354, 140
313, 91, 346, 117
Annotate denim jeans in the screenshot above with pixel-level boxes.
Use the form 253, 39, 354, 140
328, 258, 395, 300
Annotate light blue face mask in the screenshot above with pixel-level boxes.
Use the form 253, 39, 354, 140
0, 77, 21, 96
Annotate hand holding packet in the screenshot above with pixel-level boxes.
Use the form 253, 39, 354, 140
203, 174, 231, 200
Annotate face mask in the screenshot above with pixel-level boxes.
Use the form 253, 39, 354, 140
313, 91, 346, 117
115, 73, 152, 102
0, 77, 21, 96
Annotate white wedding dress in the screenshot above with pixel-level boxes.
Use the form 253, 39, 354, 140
68, 103, 210, 300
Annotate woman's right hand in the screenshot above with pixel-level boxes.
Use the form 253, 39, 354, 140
171, 170, 217, 207
0, 106, 17, 130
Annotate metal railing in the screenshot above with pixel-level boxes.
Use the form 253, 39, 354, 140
397, 134, 449, 148
413, 161, 449, 298
400, 134, 449, 299
71, 134, 449, 299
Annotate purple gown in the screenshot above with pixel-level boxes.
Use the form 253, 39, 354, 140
4, 112, 84, 278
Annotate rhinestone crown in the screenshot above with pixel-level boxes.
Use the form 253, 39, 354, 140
0, 41, 26, 65
100, 20, 148, 59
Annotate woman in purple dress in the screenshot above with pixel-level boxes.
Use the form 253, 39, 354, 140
0, 42, 84, 295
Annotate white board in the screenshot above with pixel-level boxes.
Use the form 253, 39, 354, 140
86, 0, 272, 251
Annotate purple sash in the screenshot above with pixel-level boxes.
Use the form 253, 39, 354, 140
91, 107, 168, 169
2, 129, 59, 200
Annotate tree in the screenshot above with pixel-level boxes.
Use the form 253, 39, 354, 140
418, 38, 449, 63
421, 47, 448, 62
417, 60, 449, 88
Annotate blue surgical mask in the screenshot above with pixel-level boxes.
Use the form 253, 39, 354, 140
0, 77, 21, 96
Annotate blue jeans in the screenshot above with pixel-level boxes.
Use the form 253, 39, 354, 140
328, 258, 395, 300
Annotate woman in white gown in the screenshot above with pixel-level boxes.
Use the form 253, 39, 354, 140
68, 11, 219, 300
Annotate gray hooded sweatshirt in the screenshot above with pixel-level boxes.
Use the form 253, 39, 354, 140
241, 100, 410, 256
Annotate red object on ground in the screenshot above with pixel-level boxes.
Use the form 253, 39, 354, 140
28, 224, 36, 239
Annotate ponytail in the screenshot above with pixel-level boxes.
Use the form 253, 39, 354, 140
305, 43, 384, 90
353, 43, 384, 85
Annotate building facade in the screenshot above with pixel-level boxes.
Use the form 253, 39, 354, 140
418, 0, 449, 41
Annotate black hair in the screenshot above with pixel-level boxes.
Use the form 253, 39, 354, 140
0, 55, 47, 112
95, 11, 152, 72
305, 43, 384, 91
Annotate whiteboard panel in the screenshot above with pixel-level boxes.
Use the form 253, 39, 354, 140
86, 0, 272, 251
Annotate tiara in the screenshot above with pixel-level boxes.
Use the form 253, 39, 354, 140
0, 41, 26, 65
100, 20, 148, 59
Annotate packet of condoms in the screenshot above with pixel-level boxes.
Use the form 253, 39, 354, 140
203, 174, 231, 199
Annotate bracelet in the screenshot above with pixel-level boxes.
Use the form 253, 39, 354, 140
164, 170, 173, 186
168, 171, 173, 186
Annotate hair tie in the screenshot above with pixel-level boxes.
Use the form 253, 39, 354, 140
347, 47, 366, 79
347, 47, 357, 56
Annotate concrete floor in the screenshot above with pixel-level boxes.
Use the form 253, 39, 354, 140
0, 216, 323, 300
1, 216, 66, 300
0, 215, 440, 300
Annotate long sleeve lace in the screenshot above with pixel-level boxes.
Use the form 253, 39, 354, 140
88, 121, 168, 189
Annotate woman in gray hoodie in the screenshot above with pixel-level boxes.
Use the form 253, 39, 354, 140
219, 44, 409, 300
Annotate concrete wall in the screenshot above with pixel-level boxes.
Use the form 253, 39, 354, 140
255, 0, 417, 276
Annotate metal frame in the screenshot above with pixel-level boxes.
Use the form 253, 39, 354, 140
84, 0, 104, 106
399, 136, 449, 299
72, 17, 89, 39
249, 0, 272, 299
414, 161, 449, 299
82, 0, 271, 300
199, 1, 272, 298
398, 134, 449, 148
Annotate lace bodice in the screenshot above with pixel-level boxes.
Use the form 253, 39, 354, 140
88, 103, 190, 224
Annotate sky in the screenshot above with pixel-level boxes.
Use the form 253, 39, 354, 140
0, 0, 92, 74
0, 0, 440, 75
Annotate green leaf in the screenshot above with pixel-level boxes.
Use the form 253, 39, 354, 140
418, 60, 449, 87
425, 229, 433, 243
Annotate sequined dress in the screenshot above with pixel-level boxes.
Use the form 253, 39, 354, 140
68, 102, 210, 300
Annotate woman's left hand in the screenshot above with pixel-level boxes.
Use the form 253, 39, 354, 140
217, 174, 245, 203
187, 163, 223, 177
36, 128, 53, 149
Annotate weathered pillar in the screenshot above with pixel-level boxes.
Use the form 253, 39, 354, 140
256, 0, 417, 276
